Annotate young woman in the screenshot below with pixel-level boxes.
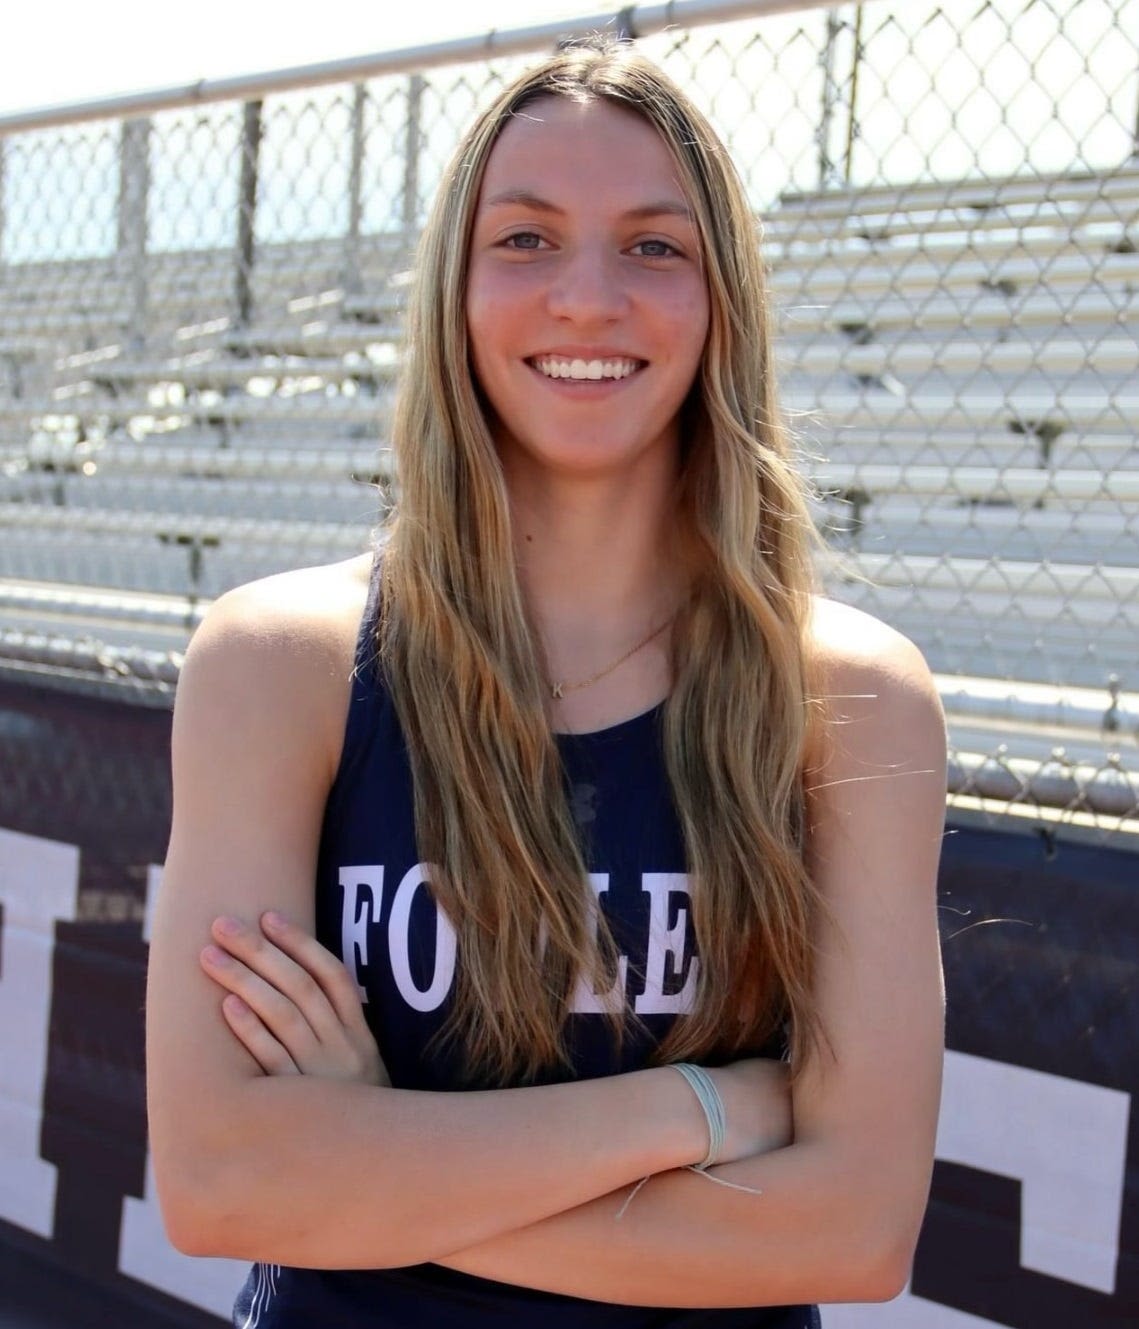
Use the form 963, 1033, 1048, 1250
145, 39, 946, 1328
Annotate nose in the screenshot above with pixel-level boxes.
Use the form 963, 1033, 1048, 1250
545, 242, 630, 325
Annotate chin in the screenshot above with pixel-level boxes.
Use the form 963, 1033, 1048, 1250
506, 436, 668, 479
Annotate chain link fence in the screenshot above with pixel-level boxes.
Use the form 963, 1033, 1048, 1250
0, 0, 1136, 831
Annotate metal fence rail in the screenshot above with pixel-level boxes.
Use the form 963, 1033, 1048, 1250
0, 0, 1136, 832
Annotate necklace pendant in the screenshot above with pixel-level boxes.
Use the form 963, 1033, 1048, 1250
544, 613, 675, 703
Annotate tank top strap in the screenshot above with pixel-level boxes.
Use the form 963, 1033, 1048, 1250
352, 552, 384, 681
334, 554, 387, 782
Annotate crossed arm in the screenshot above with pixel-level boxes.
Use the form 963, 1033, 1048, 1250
145, 578, 946, 1308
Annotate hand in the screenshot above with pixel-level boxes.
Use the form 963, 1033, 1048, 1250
200, 911, 388, 1087
705, 1058, 793, 1164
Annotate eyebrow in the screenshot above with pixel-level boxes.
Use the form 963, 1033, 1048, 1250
482, 189, 695, 223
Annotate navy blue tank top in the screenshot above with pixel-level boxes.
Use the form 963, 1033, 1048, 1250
233, 570, 820, 1328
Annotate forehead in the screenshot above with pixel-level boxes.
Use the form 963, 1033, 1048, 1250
476, 96, 692, 213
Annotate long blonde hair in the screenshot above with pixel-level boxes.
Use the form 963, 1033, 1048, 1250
380, 39, 821, 1085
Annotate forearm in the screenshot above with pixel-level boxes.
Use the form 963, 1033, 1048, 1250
439, 1138, 922, 1307
156, 1066, 705, 1268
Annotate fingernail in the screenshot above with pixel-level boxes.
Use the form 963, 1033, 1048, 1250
215, 916, 243, 936
202, 945, 227, 966
263, 911, 285, 931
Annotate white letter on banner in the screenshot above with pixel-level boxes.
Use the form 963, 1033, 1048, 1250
389, 863, 456, 1012
936, 1048, 1129, 1294
119, 865, 248, 1316
0, 827, 79, 1238
825, 1048, 1131, 1329
570, 875, 629, 1014
635, 873, 698, 1015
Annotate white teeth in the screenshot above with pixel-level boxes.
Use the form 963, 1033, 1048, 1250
532, 356, 641, 381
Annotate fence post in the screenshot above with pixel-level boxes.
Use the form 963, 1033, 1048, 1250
401, 74, 424, 254
117, 117, 151, 349
343, 83, 367, 294
816, 9, 843, 190
843, 3, 865, 186
235, 100, 263, 329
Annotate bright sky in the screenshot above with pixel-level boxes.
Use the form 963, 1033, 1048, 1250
0, 0, 611, 116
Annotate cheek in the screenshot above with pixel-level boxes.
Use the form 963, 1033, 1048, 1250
667, 306, 710, 396
465, 262, 530, 333
465, 276, 504, 401
464, 270, 493, 347
658, 281, 710, 361
467, 340, 509, 424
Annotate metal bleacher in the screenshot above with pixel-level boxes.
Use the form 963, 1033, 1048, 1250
0, 229, 413, 642
1, 149, 1136, 744
765, 164, 1138, 693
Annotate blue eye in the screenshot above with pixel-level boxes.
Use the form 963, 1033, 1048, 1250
633, 239, 678, 258
503, 232, 544, 250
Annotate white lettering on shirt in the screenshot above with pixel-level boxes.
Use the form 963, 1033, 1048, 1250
340, 865, 385, 1003
635, 872, 698, 1015
569, 874, 629, 1014
388, 863, 457, 1013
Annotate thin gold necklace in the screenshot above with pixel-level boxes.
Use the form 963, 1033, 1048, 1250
547, 616, 674, 701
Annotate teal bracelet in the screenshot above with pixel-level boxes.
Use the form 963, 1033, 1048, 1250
614, 1064, 763, 1220
671, 1062, 726, 1170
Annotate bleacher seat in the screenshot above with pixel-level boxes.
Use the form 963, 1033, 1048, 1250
1, 161, 1135, 692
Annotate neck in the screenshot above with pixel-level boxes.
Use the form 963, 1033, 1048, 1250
503, 460, 690, 730
508, 468, 686, 642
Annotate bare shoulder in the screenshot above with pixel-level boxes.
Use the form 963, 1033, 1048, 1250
175, 554, 374, 779
809, 596, 936, 696
806, 596, 945, 772
187, 553, 371, 663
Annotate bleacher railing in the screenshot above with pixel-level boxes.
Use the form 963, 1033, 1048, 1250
0, 0, 1136, 832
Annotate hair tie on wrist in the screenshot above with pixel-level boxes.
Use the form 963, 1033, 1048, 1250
671, 1061, 726, 1169
613, 1063, 764, 1221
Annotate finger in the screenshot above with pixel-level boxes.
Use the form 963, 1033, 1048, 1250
210, 916, 345, 1046
203, 940, 387, 1086
201, 943, 323, 1064
221, 993, 300, 1077
254, 918, 387, 1087
260, 911, 369, 1032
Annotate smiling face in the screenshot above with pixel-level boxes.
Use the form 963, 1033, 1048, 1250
465, 95, 710, 484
